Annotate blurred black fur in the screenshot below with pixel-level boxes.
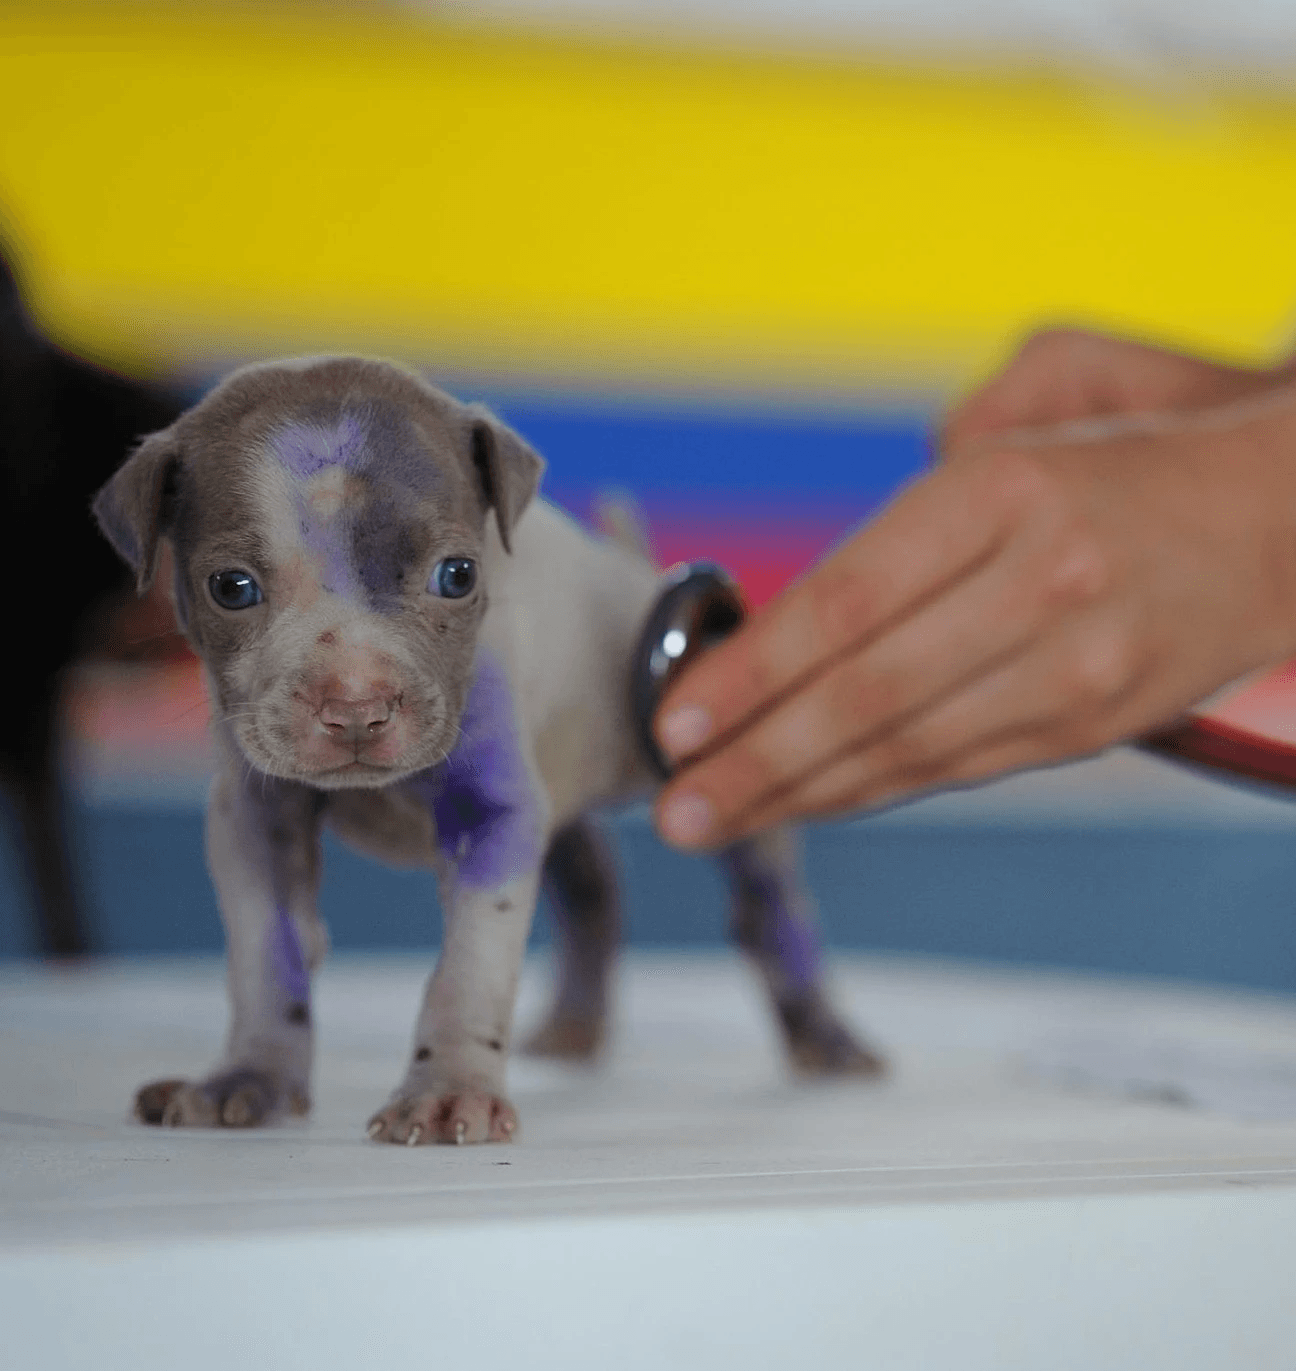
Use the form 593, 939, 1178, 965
0, 242, 186, 956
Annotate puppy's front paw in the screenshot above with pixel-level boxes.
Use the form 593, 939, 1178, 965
366, 1089, 517, 1146
133, 1069, 309, 1128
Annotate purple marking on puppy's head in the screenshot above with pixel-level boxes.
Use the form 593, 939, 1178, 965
270, 405, 446, 607
274, 411, 368, 479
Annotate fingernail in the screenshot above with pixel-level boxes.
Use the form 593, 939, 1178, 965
658, 793, 715, 846
659, 705, 712, 757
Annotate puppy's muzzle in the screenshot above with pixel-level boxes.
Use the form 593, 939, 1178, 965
287, 666, 421, 776
318, 692, 397, 746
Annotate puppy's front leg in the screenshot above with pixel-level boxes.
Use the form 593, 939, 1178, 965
134, 768, 325, 1128
368, 666, 547, 1148
367, 869, 540, 1145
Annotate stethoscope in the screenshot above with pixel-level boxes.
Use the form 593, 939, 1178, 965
632, 561, 1296, 794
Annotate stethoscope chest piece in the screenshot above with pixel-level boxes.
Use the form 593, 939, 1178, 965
631, 561, 746, 778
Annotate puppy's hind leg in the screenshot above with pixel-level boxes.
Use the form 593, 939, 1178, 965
524, 817, 620, 1061
723, 828, 885, 1078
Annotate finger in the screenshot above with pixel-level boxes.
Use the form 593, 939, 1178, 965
736, 719, 1068, 838
819, 731, 1078, 819
942, 331, 1109, 452
715, 620, 1149, 841
653, 508, 1113, 851
653, 453, 1021, 766
680, 690, 1051, 847
944, 331, 1282, 455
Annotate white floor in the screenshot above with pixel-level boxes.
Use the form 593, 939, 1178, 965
4, 952, 1296, 1369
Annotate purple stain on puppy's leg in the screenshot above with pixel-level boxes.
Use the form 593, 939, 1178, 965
722, 834, 882, 1075
722, 839, 822, 995
270, 904, 311, 1008
410, 653, 542, 891
766, 905, 822, 992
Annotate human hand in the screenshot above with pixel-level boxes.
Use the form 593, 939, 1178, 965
943, 328, 1295, 451
652, 339, 1296, 850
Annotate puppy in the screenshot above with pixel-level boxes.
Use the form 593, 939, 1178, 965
93, 356, 882, 1145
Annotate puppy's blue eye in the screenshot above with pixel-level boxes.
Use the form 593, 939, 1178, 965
208, 570, 264, 610
430, 557, 477, 599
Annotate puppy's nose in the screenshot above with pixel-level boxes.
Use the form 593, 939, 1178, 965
318, 694, 395, 744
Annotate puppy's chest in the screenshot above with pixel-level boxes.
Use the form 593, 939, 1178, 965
321, 652, 546, 880
322, 759, 538, 875
323, 786, 441, 869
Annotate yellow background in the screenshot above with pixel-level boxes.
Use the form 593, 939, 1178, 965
2, 2, 1296, 391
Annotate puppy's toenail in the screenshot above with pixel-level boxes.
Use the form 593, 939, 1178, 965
455, 1120, 466, 1144
367, 1120, 384, 1139
407, 1124, 424, 1146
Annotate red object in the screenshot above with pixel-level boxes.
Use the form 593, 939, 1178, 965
1140, 716, 1296, 792
650, 518, 838, 609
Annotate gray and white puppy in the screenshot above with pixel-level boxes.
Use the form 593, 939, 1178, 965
93, 356, 881, 1145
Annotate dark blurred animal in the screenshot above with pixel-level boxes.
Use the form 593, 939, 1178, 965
0, 239, 186, 956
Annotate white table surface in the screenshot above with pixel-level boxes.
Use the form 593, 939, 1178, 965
4, 951, 1296, 1370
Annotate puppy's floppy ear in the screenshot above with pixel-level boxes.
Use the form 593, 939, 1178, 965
465, 405, 545, 555
91, 426, 182, 593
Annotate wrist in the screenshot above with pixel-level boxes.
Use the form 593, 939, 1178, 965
1214, 384, 1296, 664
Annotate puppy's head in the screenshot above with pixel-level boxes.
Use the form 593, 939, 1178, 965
93, 357, 543, 788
